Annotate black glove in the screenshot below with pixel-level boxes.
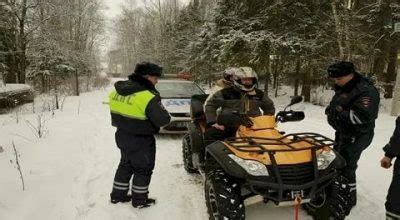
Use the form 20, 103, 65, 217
326, 108, 338, 130
325, 106, 331, 115
240, 115, 253, 128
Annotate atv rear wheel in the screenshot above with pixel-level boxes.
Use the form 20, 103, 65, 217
182, 134, 198, 173
205, 170, 244, 220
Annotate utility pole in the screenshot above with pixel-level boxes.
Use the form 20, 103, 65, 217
390, 13, 400, 116
391, 55, 400, 116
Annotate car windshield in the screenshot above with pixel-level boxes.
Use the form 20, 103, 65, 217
156, 81, 204, 98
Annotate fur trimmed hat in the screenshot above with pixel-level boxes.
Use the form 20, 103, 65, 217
134, 62, 163, 77
327, 61, 355, 78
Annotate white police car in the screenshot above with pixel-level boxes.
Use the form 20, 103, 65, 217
156, 79, 205, 134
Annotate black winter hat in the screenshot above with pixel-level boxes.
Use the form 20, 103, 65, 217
134, 62, 163, 77
327, 61, 355, 78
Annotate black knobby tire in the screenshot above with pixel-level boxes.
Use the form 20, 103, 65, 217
182, 133, 198, 173
303, 191, 330, 220
188, 122, 205, 161
205, 170, 244, 220
303, 190, 344, 220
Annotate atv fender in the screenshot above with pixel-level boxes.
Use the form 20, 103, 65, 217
205, 141, 248, 178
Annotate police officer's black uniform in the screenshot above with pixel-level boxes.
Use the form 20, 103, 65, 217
109, 62, 171, 208
325, 61, 380, 216
383, 117, 400, 220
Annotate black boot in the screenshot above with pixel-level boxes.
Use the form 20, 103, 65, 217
132, 198, 156, 208
110, 194, 131, 204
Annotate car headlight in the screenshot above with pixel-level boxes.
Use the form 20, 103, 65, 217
228, 154, 269, 176
317, 148, 337, 170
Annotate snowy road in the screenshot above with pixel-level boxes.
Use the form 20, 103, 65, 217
0, 87, 395, 220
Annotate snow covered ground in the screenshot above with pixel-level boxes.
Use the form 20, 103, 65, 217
0, 84, 396, 220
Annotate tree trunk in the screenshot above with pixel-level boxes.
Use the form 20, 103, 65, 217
16, 0, 28, 84
263, 55, 271, 96
75, 70, 80, 96
272, 57, 280, 91
331, 0, 345, 59
294, 57, 301, 96
384, 44, 398, 99
274, 76, 279, 98
263, 73, 269, 96
53, 77, 59, 109
275, 57, 284, 97
41, 74, 46, 93
302, 66, 311, 102
391, 54, 400, 116
372, 2, 392, 81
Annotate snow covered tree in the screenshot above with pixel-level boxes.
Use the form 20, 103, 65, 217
0, 0, 104, 95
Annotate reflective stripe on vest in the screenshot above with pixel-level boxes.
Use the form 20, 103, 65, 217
109, 90, 155, 120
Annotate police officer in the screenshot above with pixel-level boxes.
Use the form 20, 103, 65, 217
108, 62, 171, 208
381, 117, 400, 220
325, 61, 380, 216
204, 67, 275, 142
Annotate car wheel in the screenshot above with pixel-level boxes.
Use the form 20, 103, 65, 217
205, 169, 244, 220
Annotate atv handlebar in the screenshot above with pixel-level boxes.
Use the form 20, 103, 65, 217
276, 110, 305, 123
216, 96, 305, 127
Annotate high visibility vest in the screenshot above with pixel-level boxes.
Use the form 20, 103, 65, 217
109, 90, 155, 120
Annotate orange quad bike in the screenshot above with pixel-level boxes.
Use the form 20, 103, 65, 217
182, 95, 346, 220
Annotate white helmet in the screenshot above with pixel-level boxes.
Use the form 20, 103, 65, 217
232, 67, 258, 92
222, 67, 237, 81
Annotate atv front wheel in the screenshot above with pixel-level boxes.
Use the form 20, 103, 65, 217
205, 170, 244, 220
303, 190, 344, 220
182, 134, 198, 173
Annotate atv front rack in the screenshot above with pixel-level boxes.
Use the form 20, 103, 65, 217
224, 133, 337, 203
224, 132, 335, 153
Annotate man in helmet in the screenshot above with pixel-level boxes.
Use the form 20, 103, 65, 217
204, 67, 236, 105
216, 67, 235, 89
204, 67, 275, 143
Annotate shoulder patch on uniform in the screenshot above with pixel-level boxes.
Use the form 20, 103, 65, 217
361, 96, 371, 107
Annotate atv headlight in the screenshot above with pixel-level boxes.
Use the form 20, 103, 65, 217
228, 154, 269, 176
317, 149, 336, 170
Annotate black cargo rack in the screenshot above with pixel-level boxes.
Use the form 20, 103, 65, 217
224, 132, 334, 153
224, 132, 337, 203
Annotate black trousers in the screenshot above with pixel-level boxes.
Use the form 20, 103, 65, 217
386, 158, 400, 219
334, 131, 374, 207
334, 131, 374, 183
111, 130, 156, 201
203, 126, 237, 145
